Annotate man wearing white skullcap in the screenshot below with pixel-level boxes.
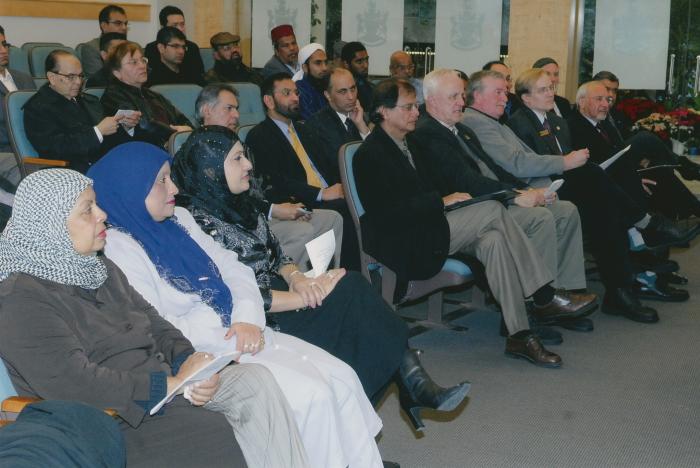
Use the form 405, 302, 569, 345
293, 43, 329, 120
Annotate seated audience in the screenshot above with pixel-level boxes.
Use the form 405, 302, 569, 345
531, 57, 573, 118
414, 69, 591, 334
389, 50, 424, 104
172, 124, 470, 430
84, 32, 126, 88
80, 4, 128, 76
342, 42, 373, 112
24, 50, 141, 173
354, 78, 596, 368
293, 43, 330, 120
145, 5, 204, 83
567, 81, 700, 220
0, 25, 36, 153
306, 68, 371, 173
246, 73, 360, 270
482, 60, 522, 122
205, 32, 262, 85
262, 24, 300, 78
90, 142, 386, 468
102, 42, 192, 147
190, 83, 343, 267
0, 400, 125, 468
0, 168, 308, 468
146, 26, 204, 86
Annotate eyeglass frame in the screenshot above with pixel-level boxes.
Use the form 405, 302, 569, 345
165, 43, 188, 51
48, 71, 85, 82
106, 20, 129, 27
121, 57, 149, 67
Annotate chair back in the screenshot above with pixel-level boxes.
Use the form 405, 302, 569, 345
8, 46, 30, 75
21, 42, 63, 52
237, 124, 255, 144
150, 83, 202, 127
4, 91, 40, 177
32, 78, 48, 89
83, 87, 106, 99
0, 361, 17, 402
29, 46, 75, 77
233, 82, 265, 127
199, 47, 215, 73
168, 130, 192, 156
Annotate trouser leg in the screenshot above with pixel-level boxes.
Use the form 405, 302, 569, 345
446, 200, 553, 333
205, 364, 309, 468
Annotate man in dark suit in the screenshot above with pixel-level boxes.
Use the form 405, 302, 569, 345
532, 57, 573, 119
354, 78, 596, 368
24, 51, 140, 173
414, 68, 592, 334
508, 68, 688, 311
145, 5, 204, 84
245, 73, 359, 269
482, 61, 523, 123
568, 81, 700, 220
305, 68, 370, 178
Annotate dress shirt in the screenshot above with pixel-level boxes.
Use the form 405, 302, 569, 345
335, 111, 368, 140
0, 69, 18, 92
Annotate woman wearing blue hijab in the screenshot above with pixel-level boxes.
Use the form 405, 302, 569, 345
90, 141, 384, 468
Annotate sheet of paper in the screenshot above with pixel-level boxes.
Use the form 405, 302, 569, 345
114, 109, 137, 118
303, 229, 336, 278
599, 145, 631, 170
150, 350, 241, 415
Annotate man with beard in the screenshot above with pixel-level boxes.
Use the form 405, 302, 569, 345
204, 32, 262, 86
293, 43, 330, 120
341, 42, 373, 111
246, 73, 360, 270
262, 24, 300, 79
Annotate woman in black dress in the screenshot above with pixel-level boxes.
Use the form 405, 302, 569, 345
172, 125, 471, 431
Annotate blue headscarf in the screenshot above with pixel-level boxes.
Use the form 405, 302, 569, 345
88, 142, 234, 327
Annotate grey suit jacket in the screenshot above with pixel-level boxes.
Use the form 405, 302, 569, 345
261, 55, 295, 79
80, 37, 103, 76
0, 69, 36, 152
461, 107, 566, 188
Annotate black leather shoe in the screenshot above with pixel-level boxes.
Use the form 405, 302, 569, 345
602, 287, 659, 323
640, 215, 700, 249
633, 280, 689, 302
658, 271, 689, 285
531, 291, 597, 324
505, 333, 562, 368
552, 317, 594, 332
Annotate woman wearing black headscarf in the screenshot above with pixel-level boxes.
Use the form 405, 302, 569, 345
172, 125, 471, 432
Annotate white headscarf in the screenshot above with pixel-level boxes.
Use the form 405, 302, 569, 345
292, 43, 325, 82
0, 169, 108, 289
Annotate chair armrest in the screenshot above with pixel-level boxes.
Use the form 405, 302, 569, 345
23, 158, 70, 168
1, 396, 117, 421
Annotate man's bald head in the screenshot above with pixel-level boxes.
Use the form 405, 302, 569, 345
390, 50, 415, 80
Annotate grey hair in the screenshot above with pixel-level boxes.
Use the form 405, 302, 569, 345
195, 83, 239, 124
423, 68, 461, 101
575, 81, 601, 104
466, 69, 504, 105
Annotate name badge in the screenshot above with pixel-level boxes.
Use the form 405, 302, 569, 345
539, 129, 550, 136
461, 133, 470, 140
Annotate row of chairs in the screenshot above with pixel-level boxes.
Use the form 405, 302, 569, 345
9, 41, 217, 80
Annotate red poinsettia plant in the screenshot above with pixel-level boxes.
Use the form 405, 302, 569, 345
615, 98, 665, 123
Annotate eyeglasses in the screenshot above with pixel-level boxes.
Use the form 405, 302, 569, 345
274, 88, 300, 97
107, 20, 129, 27
122, 57, 149, 67
0, 41, 9, 49
217, 43, 240, 52
532, 85, 556, 95
166, 43, 188, 51
50, 71, 85, 82
394, 64, 415, 71
395, 102, 419, 111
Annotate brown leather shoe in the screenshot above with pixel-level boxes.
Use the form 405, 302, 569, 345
531, 291, 597, 324
505, 334, 562, 368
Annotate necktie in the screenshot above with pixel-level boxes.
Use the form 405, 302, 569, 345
596, 122, 612, 144
542, 118, 562, 155
288, 123, 322, 188
345, 118, 360, 139
399, 140, 416, 169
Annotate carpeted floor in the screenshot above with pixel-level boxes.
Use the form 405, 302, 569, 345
375, 239, 700, 468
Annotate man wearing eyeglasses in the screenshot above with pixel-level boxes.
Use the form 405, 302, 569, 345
24, 50, 140, 173
389, 51, 424, 105
147, 26, 204, 86
81, 4, 128, 77
246, 73, 360, 270
204, 32, 262, 86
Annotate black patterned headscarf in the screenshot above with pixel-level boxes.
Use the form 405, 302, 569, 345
0, 169, 108, 289
172, 125, 267, 230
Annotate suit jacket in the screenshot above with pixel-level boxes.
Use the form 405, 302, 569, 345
553, 95, 573, 120
566, 110, 623, 164
0, 68, 36, 152
145, 40, 204, 84
353, 125, 449, 284
305, 106, 361, 180
24, 84, 132, 173
146, 56, 205, 87
461, 107, 566, 187
246, 116, 337, 206
262, 55, 294, 79
507, 107, 573, 155
413, 111, 527, 196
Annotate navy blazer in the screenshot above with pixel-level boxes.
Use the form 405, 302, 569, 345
507, 107, 573, 156
414, 111, 527, 196
305, 106, 362, 180
246, 116, 337, 207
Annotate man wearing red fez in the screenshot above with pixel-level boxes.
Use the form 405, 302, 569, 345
262, 24, 300, 79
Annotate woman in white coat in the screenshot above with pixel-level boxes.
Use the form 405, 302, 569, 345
89, 142, 383, 468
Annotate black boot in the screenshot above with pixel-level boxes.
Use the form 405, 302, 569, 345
396, 349, 470, 431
